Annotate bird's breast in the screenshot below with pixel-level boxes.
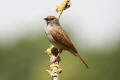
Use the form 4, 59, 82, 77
44, 25, 64, 49
45, 26, 54, 42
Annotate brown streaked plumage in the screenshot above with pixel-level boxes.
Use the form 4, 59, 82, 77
44, 16, 88, 68
49, 26, 77, 54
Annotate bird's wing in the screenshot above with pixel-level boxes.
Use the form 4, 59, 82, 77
49, 26, 77, 53
49, 26, 89, 68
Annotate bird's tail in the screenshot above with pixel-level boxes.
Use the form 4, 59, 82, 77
76, 53, 88, 68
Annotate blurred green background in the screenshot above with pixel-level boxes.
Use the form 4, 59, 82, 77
0, 33, 120, 80
0, 0, 120, 80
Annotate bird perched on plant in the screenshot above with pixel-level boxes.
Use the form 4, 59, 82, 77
44, 16, 88, 68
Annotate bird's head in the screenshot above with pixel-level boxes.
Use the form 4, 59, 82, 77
44, 16, 59, 25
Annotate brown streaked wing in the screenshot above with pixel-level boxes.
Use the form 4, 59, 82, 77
49, 26, 77, 53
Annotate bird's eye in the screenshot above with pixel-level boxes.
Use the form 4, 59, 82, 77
51, 18, 54, 20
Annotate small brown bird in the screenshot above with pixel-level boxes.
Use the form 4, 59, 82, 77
44, 16, 88, 68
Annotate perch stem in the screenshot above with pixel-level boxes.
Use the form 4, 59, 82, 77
56, 0, 70, 19
46, 0, 71, 80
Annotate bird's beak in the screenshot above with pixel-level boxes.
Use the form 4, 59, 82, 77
44, 18, 48, 20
